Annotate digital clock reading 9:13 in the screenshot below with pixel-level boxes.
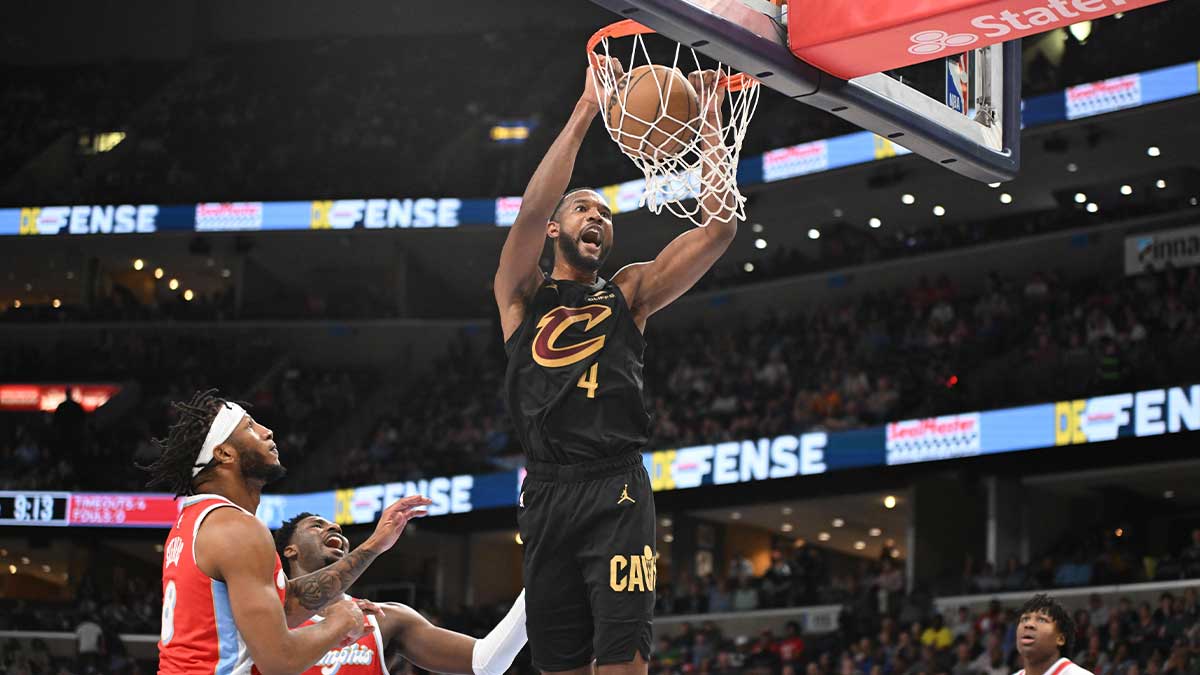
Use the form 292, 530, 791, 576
0, 491, 71, 526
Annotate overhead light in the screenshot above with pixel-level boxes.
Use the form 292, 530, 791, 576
1115, 528, 1124, 537
1120, 185, 1133, 196
7, 565, 14, 575
12, 300, 20, 309
1066, 163, 1078, 173
932, 205, 945, 217
40, 564, 50, 573
51, 299, 61, 309
818, 532, 831, 542
168, 278, 180, 291
868, 217, 882, 228
884, 495, 897, 509
221, 268, 232, 279
65, 271, 74, 280
890, 549, 901, 559
794, 538, 806, 547
754, 238, 768, 249
885, 538, 896, 547
730, 511, 742, 520
1086, 202, 1099, 213
1114, 11, 1124, 18
660, 517, 673, 528
154, 544, 164, 553
20, 557, 30, 565
987, 182, 1001, 189
1164, 490, 1175, 499
869, 528, 882, 537
901, 193, 915, 205
205, 258, 215, 268
1156, 179, 1167, 189
807, 228, 820, 240
832, 518, 845, 528
133, 259, 145, 271
515, 532, 523, 544
781, 506, 793, 515
751, 223, 764, 233
663, 533, 675, 543
1074, 192, 1087, 204
743, 262, 755, 273
999, 193, 1013, 204
154, 267, 164, 279
183, 289, 194, 302
1068, 20, 1092, 44
1146, 146, 1161, 157
832, 208, 844, 218
0, 548, 6, 557
854, 541, 866, 551
781, 523, 794, 533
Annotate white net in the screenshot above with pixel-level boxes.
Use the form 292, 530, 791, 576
590, 21, 760, 227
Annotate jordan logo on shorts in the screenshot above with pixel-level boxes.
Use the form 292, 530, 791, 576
617, 484, 636, 505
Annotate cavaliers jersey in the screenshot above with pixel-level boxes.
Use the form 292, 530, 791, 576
1013, 658, 1094, 675
504, 276, 651, 464
295, 597, 390, 675
159, 494, 287, 675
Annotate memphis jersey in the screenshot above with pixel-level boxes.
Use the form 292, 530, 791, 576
297, 599, 389, 675
1014, 658, 1094, 675
159, 494, 287, 675
504, 277, 651, 464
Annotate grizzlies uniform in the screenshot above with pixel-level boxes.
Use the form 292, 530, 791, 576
504, 276, 656, 671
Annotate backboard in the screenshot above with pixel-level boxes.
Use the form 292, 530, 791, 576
588, 0, 1024, 182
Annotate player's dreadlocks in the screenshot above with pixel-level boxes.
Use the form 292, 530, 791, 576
1019, 593, 1076, 657
137, 389, 241, 497
273, 511, 317, 577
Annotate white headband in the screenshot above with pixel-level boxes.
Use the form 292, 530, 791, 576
193, 402, 247, 477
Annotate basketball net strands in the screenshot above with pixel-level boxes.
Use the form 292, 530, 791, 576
589, 21, 761, 227
588, 0, 1168, 186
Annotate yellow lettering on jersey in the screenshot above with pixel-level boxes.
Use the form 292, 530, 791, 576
627, 555, 645, 592
610, 556, 628, 592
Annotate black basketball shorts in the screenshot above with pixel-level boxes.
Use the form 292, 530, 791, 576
518, 452, 656, 672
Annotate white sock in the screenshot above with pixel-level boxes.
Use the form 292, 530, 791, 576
472, 590, 528, 675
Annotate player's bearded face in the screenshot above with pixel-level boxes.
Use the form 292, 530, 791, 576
237, 439, 286, 484
557, 216, 612, 272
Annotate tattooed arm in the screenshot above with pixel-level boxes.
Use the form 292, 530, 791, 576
283, 495, 431, 627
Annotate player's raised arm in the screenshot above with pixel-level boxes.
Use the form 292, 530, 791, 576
494, 56, 621, 341
282, 494, 430, 626
199, 509, 374, 675
612, 70, 737, 330
377, 590, 527, 675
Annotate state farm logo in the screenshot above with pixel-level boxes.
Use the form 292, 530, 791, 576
908, 30, 978, 56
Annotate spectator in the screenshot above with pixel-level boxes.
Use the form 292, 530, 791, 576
74, 615, 103, 672
921, 615, 953, 651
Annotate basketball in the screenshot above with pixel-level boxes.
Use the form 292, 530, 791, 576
606, 64, 700, 161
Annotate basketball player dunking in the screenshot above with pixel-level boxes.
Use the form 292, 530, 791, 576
274, 512, 528, 675
140, 389, 432, 675
495, 57, 737, 674
1013, 595, 1094, 675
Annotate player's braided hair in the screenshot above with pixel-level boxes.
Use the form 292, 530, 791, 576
274, 511, 317, 577
137, 388, 241, 497
1019, 593, 1075, 657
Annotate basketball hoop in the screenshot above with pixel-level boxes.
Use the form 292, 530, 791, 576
588, 20, 760, 227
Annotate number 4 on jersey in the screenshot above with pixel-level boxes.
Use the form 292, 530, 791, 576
577, 363, 599, 399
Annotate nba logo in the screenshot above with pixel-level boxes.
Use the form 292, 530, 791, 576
945, 52, 969, 116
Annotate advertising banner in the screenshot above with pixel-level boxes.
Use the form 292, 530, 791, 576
1125, 225, 1200, 275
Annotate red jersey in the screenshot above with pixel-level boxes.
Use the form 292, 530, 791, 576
159, 494, 287, 675
295, 600, 389, 675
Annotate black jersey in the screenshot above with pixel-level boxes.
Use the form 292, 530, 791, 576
503, 276, 651, 464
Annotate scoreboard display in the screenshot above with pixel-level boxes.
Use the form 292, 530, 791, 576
0, 491, 71, 527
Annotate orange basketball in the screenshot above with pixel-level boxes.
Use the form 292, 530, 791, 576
606, 65, 699, 162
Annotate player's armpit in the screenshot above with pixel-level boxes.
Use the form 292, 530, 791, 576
379, 603, 476, 675
201, 510, 357, 675
613, 220, 737, 329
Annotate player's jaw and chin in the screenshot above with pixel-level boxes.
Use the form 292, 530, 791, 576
230, 424, 287, 484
